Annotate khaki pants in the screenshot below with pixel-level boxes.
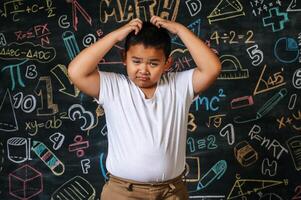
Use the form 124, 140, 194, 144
101, 173, 189, 200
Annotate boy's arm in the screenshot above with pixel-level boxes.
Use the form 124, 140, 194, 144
68, 19, 142, 99
151, 16, 221, 96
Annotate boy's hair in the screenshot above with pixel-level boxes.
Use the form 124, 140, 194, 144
124, 22, 171, 59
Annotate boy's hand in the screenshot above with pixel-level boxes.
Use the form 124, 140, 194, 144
150, 16, 182, 35
115, 18, 143, 42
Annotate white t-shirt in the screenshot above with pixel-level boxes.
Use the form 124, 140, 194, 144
96, 69, 195, 182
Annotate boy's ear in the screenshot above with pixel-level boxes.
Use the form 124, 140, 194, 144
164, 57, 173, 71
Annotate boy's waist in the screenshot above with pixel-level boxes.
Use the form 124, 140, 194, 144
107, 170, 185, 187
106, 153, 186, 182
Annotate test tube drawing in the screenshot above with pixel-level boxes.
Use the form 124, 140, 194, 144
31, 140, 65, 176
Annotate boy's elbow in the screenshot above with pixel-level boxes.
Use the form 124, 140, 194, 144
213, 60, 222, 77
67, 63, 77, 81
217, 62, 222, 74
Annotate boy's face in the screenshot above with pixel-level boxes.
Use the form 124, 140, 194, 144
124, 44, 171, 89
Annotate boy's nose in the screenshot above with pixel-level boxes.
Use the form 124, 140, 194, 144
139, 64, 148, 73
139, 70, 150, 76
138, 65, 150, 75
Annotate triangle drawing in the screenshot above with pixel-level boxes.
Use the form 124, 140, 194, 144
207, 0, 245, 24
0, 89, 18, 132
227, 178, 286, 199
287, 0, 301, 11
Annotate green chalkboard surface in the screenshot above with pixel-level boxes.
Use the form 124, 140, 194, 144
0, 0, 301, 199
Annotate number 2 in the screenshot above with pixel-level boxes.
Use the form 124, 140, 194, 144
292, 185, 301, 200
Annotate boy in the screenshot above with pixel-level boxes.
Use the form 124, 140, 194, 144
68, 16, 221, 200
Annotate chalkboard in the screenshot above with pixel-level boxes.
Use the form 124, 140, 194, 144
0, 0, 301, 199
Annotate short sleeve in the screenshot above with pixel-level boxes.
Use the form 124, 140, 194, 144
93, 71, 124, 105
174, 68, 195, 105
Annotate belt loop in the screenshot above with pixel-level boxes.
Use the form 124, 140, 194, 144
182, 169, 187, 183
168, 183, 176, 192
105, 172, 110, 183
125, 183, 133, 191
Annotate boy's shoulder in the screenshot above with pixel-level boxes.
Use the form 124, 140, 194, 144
159, 69, 194, 86
100, 71, 130, 83
165, 69, 195, 78
101, 71, 127, 78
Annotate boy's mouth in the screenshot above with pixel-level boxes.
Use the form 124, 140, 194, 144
136, 73, 150, 80
136, 76, 149, 81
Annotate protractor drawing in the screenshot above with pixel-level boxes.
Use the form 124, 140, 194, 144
218, 55, 249, 80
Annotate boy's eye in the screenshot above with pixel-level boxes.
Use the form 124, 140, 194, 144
131, 60, 159, 67
149, 62, 159, 67
132, 60, 141, 64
